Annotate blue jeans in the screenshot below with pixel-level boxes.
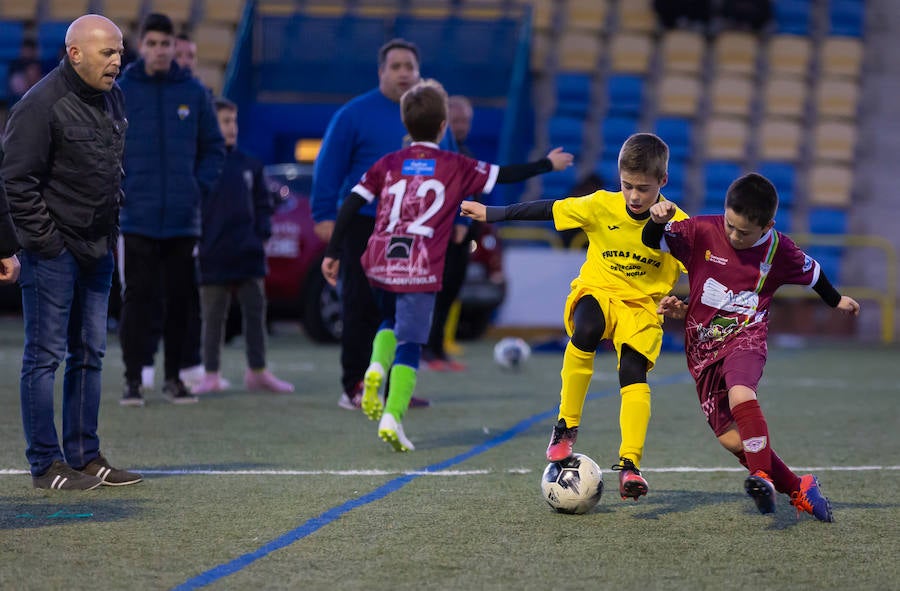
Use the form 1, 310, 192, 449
19, 248, 113, 476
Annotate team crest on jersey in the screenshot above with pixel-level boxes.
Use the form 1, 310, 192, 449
402, 159, 435, 176
704, 250, 728, 265
386, 236, 414, 259
177, 104, 190, 120
742, 436, 768, 453
759, 261, 772, 275
802, 255, 813, 272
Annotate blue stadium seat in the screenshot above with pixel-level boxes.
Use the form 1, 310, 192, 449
0, 21, 24, 61
599, 115, 638, 160
806, 246, 843, 284
808, 207, 848, 234
606, 74, 644, 117
757, 161, 797, 209
38, 21, 70, 62
593, 154, 620, 190
654, 117, 692, 160
554, 73, 592, 118
774, 206, 793, 233
703, 160, 742, 208
665, 159, 685, 202
541, 165, 578, 198
548, 115, 584, 157
774, 0, 812, 35
829, 0, 865, 37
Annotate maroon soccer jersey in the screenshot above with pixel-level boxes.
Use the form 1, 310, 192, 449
660, 215, 819, 377
352, 142, 499, 292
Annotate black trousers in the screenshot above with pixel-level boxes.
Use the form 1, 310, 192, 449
119, 234, 197, 383
339, 214, 380, 393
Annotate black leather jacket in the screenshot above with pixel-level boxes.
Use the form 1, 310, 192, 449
1, 57, 127, 264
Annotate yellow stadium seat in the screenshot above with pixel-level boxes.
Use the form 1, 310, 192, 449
820, 36, 864, 79
710, 74, 754, 118
813, 119, 858, 163
815, 78, 859, 119
530, 30, 550, 72
556, 30, 602, 73
532, 0, 555, 31
617, 0, 656, 33
101, 0, 143, 25
203, 0, 245, 24
609, 32, 653, 74
563, 0, 608, 32
147, 0, 192, 25
758, 117, 803, 161
299, 0, 346, 17
194, 23, 235, 65
713, 31, 758, 76
0, 0, 39, 21
767, 34, 811, 78
763, 75, 807, 119
657, 72, 702, 116
808, 163, 853, 207
408, 0, 452, 19
705, 116, 749, 160
194, 61, 224, 94
354, 0, 401, 18
660, 29, 705, 75
459, 0, 504, 20
47, 0, 90, 21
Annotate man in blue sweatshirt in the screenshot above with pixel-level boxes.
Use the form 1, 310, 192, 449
311, 38, 456, 410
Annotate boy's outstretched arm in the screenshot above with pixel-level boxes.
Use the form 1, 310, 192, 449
495, 147, 573, 184
812, 270, 861, 316
642, 201, 677, 248
320, 192, 367, 286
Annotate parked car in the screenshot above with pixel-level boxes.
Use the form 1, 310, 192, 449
262, 163, 506, 342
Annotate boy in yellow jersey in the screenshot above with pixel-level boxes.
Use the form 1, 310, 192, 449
461, 133, 687, 500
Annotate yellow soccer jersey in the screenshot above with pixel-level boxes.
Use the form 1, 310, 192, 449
552, 190, 688, 307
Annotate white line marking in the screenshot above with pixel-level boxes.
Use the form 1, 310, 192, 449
1, 466, 897, 477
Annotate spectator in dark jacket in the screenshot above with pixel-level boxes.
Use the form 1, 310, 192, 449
117, 12, 225, 406
191, 97, 293, 395
0, 174, 20, 284
1, 14, 141, 490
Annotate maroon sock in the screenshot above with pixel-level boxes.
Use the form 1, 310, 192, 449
732, 400, 772, 476
768, 452, 801, 494
733, 449, 749, 470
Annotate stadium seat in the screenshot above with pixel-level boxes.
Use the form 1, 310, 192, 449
0, 0, 38, 21
606, 74, 644, 117
703, 160, 743, 207
617, 0, 656, 33
820, 36, 864, 79
808, 163, 853, 207
531, 0, 555, 31
47, 0, 90, 21
609, 32, 653, 74
813, 119, 858, 163
660, 29, 705, 75
756, 161, 797, 208
554, 72, 593, 118
354, 0, 402, 18
298, 0, 348, 17
38, 21, 69, 62
194, 61, 224, 93
665, 159, 686, 201
147, 0, 193, 26
654, 117, 692, 160
766, 34, 811, 78
194, 23, 235, 65
563, 0, 607, 32
710, 74, 754, 118
541, 165, 579, 199
530, 30, 550, 72
557, 30, 602, 72
762, 75, 807, 119
593, 153, 621, 190
101, 0, 143, 24
0, 20, 24, 61
656, 73, 701, 116
713, 31, 758, 76
548, 115, 585, 157
458, 0, 506, 21
828, 0, 865, 37
599, 116, 638, 160
757, 117, 803, 161
808, 207, 849, 234
806, 246, 843, 284
814, 78, 860, 119
773, 206, 793, 233
704, 117, 749, 161
203, 0, 245, 24
774, 0, 812, 35
408, 0, 452, 19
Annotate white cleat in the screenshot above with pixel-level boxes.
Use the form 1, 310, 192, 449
378, 412, 414, 452
362, 362, 385, 421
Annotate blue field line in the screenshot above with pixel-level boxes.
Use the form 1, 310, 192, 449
172, 375, 687, 590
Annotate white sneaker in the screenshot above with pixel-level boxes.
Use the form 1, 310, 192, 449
378, 412, 414, 452
141, 366, 155, 390
337, 382, 362, 410
179, 364, 205, 389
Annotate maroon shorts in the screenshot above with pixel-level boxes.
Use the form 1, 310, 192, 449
694, 348, 766, 436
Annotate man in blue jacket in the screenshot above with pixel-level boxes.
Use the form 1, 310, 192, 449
312, 38, 456, 410
117, 13, 225, 406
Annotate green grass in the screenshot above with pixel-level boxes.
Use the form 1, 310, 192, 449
0, 316, 897, 591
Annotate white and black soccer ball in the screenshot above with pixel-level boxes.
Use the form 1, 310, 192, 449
540, 453, 604, 514
493, 337, 531, 370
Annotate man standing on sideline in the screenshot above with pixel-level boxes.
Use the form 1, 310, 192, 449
117, 13, 225, 406
2, 14, 141, 489
312, 38, 455, 410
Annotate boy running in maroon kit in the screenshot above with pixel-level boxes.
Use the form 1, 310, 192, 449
642, 172, 859, 521
321, 79, 572, 451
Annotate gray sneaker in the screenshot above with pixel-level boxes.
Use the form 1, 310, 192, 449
33, 460, 102, 490
78, 454, 142, 486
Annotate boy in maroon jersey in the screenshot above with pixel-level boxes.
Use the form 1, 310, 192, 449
642, 173, 859, 521
321, 79, 572, 451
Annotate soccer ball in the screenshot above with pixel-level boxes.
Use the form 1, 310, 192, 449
540, 453, 604, 514
493, 337, 531, 370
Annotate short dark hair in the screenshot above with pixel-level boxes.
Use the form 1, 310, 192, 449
401, 79, 447, 142
176, 32, 193, 43
214, 96, 237, 113
378, 38, 420, 69
140, 13, 174, 39
725, 173, 779, 227
618, 133, 669, 181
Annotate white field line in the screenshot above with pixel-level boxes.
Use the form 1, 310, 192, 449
0, 465, 898, 477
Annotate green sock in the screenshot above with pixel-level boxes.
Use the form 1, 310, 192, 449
370, 329, 397, 370
385, 364, 417, 421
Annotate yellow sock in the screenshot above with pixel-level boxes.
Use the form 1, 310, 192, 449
557, 341, 595, 428
618, 382, 651, 468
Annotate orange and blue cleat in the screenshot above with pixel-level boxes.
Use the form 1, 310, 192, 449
790, 474, 834, 522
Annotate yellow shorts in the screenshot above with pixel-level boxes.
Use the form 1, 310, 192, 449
563, 284, 663, 371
